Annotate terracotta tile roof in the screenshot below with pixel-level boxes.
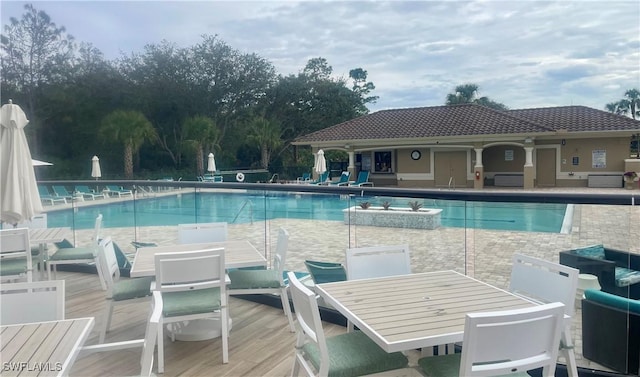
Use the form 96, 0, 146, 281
508, 105, 640, 132
294, 104, 640, 144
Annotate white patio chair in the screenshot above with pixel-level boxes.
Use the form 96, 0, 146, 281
345, 244, 411, 280
97, 237, 153, 343
287, 271, 409, 377
418, 302, 565, 377
228, 227, 295, 332
80, 295, 161, 377
47, 214, 105, 289
177, 222, 227, 244
509, 253, 580, 377
154, 247, 229, 373
0, 227, 33, 283
0, 280, 65, 325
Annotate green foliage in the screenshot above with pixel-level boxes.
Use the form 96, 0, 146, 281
605, 88, 640, 120
408, 201, 423, 211
381, 201, 392, 210
359, 201, 372, 209
445, 83, 508, 111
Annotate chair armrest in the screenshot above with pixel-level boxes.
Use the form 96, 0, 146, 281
559, 250, 617, 292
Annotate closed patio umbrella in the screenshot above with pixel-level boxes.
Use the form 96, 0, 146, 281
314, 149, 327, 175
0, 100, 43, 225
91, 155, 102, 180
207, 153, 217, 173
32, 159, 53, 166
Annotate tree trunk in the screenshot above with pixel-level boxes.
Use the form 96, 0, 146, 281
124, 144, 134, 178
197, 146, 204, 176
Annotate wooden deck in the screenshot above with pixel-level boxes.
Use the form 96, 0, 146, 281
64, 270, 348, 376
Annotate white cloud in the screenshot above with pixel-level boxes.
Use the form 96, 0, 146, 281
1, 0, 638, 112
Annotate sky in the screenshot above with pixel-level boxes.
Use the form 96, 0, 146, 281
1, 1, 639, 113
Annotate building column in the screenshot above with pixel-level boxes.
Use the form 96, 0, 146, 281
347, 151, 355, 177
523, 146, 534, 189
473, 148, 484, 189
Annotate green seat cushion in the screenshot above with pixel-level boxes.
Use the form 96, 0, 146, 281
228, 269, 281, 289
614, 267, 640, 287
49, 246, 95, 260
418, 353, 529, 377
112, 276, 153, 301
0, 258, 28, 276
302, 330, 408, 377
304, 260, 347, 284
161, 288, 221, 317
572, 244, 605, 259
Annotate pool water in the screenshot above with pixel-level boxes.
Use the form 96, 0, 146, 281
47, 192, 568, 233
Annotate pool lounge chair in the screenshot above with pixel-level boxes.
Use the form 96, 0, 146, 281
330, 171, 351, 185
310, 171, 330, 185
75, 185, 106, 200
345, 170, 373, 187
104, 185, 133, 198
51, 185, 75, 201
296, 172, 311, 182
37, 185, 67, 205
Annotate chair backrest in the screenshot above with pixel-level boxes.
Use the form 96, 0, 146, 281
355, 171, 370, 184
177, 222, 228, 244
52, 185, 71, 196
510, 253, 579, 318
37, 185, 51, 196
345, 245, 411, 280
287, 271, 330, 375
459, 302, 565, 377
0, 280, 65, 325
336, 171, 350, 183
273, 228, 289, 280
97, 237, 120, 298
304, 260, 347, 284
0, 227, 30, 255
91, 214, 103, 244
155, 248, 226, 296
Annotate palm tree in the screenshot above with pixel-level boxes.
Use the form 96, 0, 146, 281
246, 117, 282, 169
445, 83, 508, 110
605, 88, 640, 119
100, 110, 157, 178
182, 116, 220, 176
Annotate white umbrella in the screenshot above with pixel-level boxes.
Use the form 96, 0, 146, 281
91, 155, 102, 180
32, 159, 53, 166
314, 149, 327, 175
0, 100, 43, 224
207, 153, 217, 173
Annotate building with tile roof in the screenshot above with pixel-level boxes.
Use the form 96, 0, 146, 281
292, 104, 640, 189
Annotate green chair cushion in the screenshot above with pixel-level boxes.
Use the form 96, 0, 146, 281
572, 244, 605, 259
302, 330, 408, 377
418, 353, 529, 377
228, 269, 281, 289
0, 258, 28, 276
304, 260, 347, 284
49, 246, 95, 260
614, 267, 640, 287
112, 276, 153, 301
161, 288, 221, 317
584, 289, 640, 315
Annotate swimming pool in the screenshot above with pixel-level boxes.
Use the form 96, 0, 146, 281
47, 192, 569, 233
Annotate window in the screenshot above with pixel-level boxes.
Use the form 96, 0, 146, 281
374, 151, 392, 173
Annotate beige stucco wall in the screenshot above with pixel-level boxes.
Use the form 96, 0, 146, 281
396, 148, 430, 173
559, 137, 630, 172
483, 145, 526, 172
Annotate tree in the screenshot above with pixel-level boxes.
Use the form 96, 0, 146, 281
349, 68, 378, 113
182, 116, 220, 175
445, 83, 508, 111
100, 110, 157, 178
606, 89, 640, 120
1, 4, 75, 153
246, 117, 282, 169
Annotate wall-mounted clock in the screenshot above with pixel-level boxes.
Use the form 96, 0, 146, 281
411, 150, 421, 160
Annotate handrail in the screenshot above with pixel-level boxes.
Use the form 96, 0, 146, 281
232, 199, 253, 224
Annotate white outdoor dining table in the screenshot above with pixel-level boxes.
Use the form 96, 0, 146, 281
129, 240, 267, 278
129, 240, 267, 341
315, 270, 536, 353
0, 317, 94, 377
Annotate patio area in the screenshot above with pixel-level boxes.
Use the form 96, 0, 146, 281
60, 197, 639, 375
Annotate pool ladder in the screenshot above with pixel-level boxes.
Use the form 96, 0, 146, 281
232, 199, 254, 224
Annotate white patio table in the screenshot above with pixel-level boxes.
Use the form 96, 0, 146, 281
0, 317, 94, 377
315, 270, 536, 353
129, 240, 267, 341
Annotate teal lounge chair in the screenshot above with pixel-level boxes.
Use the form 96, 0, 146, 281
37, 185, 66, 205
331, 171, 351, 185
104, 185, 133, 198
296, 172, 311, 182
51, 185, 74, 201
310, 171, 330, 185
349, 171, 373, 187
75, 185, 106, 200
